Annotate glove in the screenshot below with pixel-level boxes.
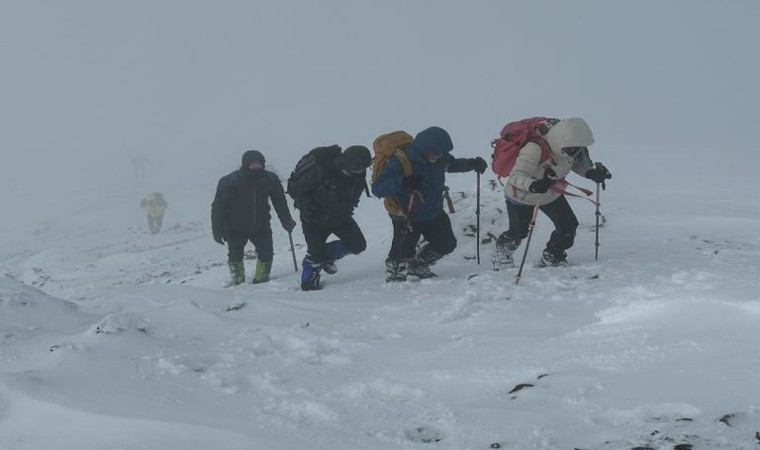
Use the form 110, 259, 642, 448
402, 175, 425, 190
213, 233, 226, 245
585, 162, 612, 183
469, 157, 488, 174
283, 218, 297, 232
528, 177, 556, 194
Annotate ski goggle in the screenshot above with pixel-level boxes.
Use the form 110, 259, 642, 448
342, 167, 365, 176
562, 146, 586, 157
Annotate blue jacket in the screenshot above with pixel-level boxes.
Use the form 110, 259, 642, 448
371, 126, 472, 223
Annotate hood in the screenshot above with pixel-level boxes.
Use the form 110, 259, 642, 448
405, 126, 454, 159
241, 150, 266, 167
543, 118, 595, 153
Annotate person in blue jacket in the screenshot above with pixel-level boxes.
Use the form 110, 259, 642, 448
371, 126, 487, 281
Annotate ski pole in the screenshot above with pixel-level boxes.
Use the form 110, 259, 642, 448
515, 203, 540, 285
288, 231, 299, 272
595, 182, 601, 261
476, 172, 481, 265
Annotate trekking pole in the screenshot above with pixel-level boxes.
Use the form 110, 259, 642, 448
476, 172, 481, 265
515, 203, 540, 285
595, 182, 601, 261
288, 231, 299, 272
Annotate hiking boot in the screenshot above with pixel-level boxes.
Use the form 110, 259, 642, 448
252, 260, 272, 284
407, 244, 442, 279
407, 260, 437, 279
322, 260, 338, 275
227, 261, 246, 286
301, 257, 322, 291
492, 233, 520, 271
539, 248, 568, 267
385, 258, 407, 282
491, 247, 514, 271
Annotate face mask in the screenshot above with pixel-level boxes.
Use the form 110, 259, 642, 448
425, 152, 443, 163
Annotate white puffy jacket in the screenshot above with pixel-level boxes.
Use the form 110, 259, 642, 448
505, 117, 595, 206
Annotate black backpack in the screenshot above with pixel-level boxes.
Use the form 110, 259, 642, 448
286, 145, 342, 209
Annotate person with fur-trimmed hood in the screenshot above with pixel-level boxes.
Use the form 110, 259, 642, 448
211, 150, 296, 286
371, 126, 488, 281
492, 117, 612, 269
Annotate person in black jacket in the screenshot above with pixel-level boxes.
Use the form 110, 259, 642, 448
212, 150, 296, 286
288, 145, 372, 291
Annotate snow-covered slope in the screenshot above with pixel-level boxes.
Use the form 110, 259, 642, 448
1, 165, 759, 450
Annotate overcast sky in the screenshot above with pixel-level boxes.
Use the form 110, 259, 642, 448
1, 1, 758, 224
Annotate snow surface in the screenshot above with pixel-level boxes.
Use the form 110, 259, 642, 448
1, 167, 759, 450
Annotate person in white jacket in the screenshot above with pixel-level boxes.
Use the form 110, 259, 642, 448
492, 117, 612, 269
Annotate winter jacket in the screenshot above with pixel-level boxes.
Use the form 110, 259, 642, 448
140, 193, 168, 217
211, 168, 293, 238
505, 118, 595, 206
371, 126, 471, 223
292, 159, 367, 227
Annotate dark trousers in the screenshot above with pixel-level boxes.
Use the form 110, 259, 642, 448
388, 211, 457, 261
147, 215, 163, 233
302, 218, 366, 263
505, 196, 578, 252
227, 225, 274, 263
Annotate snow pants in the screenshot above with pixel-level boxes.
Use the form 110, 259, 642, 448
227, 225, 274, 263
301, 218, 367, 264
387, 211, 457, 261
504, 195, 578, 253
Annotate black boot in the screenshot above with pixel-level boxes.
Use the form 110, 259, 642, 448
385, 258, 408, 282
539, 247, 568, 267
407, 245, 442, 279
492, 232, 520, 271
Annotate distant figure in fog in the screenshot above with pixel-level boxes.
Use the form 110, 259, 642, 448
140, 192, 168, 234
132, 155, 151, 178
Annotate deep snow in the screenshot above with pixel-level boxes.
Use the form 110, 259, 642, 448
1, 161, 759, 450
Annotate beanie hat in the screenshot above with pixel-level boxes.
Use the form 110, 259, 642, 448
241, 150, 266, 166
342, 145, 372, 171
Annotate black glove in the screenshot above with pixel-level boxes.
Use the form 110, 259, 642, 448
213, 233, 226, 245
283, 218, 297, 232
528, 177, 556, 194
469, 157, 488, 174
585, 162, 612, 183
402, 175, 425, 190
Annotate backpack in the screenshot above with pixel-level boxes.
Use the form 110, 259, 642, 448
371, 131, 414, 217
491, 117, 555, 178
287, 145, 342, 209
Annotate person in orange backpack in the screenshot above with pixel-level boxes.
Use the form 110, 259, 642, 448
371, 126, 487, 281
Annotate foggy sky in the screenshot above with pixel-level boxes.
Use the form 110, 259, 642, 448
1, 1, 758, 226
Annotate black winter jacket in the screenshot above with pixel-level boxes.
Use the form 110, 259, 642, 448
291, 161, 367, 227
211, 168, 293, 238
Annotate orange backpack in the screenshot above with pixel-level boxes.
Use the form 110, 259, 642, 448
371, 131, 414, 217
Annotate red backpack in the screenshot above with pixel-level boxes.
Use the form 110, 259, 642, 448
491, 117, 554, 177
